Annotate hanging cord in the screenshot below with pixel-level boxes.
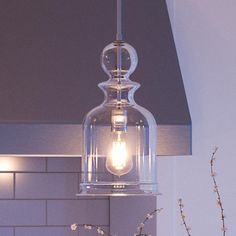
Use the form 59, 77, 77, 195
116, 0, 123, 41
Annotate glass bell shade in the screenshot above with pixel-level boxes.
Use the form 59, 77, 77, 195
80, 41, 158, 196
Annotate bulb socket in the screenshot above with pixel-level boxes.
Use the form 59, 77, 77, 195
111, 109, 127, 132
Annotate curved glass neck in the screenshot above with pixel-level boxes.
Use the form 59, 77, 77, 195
98, 77, 140, 107
100, 40, 139, 107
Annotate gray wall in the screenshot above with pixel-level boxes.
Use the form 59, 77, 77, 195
155, 0, 236, 235
174, 0, 236, 235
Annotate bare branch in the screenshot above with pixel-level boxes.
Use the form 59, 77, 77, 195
210, 147, 227, 236
178, 198, 191, 236
71, 223, 112, 236
135, 208, 163, 236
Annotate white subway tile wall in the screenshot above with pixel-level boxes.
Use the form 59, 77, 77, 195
47, 200, 109, 225
0, 157, 109, 236
0, 200, 46, 226
15, 173, 79, 199
0, 228, 14, 236
0, 173, 14, 198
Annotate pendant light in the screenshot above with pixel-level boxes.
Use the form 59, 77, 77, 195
79, 0, 158, 196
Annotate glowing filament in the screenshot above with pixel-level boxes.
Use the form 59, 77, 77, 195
106, 133, 133, 176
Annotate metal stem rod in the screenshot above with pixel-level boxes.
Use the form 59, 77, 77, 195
116, 0, 123, 41
116, 0, 123, 84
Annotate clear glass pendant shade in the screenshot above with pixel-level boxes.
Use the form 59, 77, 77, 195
80, 41, 158, 196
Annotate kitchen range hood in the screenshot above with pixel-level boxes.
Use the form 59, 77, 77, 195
0, 0, 191, 157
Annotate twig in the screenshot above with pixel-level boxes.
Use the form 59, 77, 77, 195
71, 223, 112, 236
210, 147, 227, 235
178, 198, 191, 236
135, 208, 163, 236
71, 208, 163, 236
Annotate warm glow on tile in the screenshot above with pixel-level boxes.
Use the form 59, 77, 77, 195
0, 173, 13, 183
0, 173, 13, 198
0, 157, 15, 171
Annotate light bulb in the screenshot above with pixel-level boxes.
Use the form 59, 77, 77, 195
106, 132, 133, 176
105, 109, 133, 176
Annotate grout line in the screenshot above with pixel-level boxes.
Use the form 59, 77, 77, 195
13, 226, 15, 236
13, 173, 16, 199
45, 200, 48, 225
45, 158, 48, 172
77, 172, 80, 194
